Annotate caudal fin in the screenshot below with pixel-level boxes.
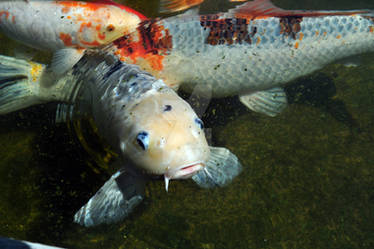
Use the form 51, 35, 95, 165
0, 55, 46, 115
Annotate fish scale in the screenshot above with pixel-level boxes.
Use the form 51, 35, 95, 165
156, 13, 374, 96
108, 0, 374, 116
1, 1, 83, 49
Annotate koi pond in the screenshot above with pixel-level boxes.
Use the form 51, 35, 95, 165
0, 0, 373, 248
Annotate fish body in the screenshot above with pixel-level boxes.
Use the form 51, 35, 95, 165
0, 0, 146, 73
109, 0, 374, 116
68, 51, 211, 177
0, 49, 241, 226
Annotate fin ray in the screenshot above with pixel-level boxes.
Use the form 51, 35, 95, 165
51, 48, 84, 75
239, 87, 288, 117
74, 169, 145, 227
0, 55, 45, 114
192, 146, 242, 188
159, 0, 203, 13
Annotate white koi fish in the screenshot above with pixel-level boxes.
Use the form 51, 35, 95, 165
0, 0, 146, 73
0, 50, 241, 226
107, 0, 374, 116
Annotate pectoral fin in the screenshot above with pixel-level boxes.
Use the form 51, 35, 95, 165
192, 146, 242, 188
74, 169, 145, 227
51, 48, 84, 75
239, 87, 287, 117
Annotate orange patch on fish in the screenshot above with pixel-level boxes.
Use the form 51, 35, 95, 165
98, 33, 106, 40
11, 15, 15, 24
78, 22, 101, 46
336, 34, 342, 39
61, 6, 70, 14
29, 61, 43, 83
75, 15, 85, 22
256, 37, 261, 45
79, 22, 92, 33
59, 32, 74, 46
0, 11, 10, 22
298, 32, 304, 41
79, 39, 100, 46
294, 41, 299, 49
145, 54, 165, 71
315, 31, 319, 36
96, 24, 106, 40
113, 20, 173, 71
370, 26, 374, 33
56, 1, 104, 12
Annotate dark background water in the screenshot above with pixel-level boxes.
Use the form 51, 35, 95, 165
0, 0, 374, 248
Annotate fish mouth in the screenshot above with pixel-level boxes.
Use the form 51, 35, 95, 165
164, 162, 204, 191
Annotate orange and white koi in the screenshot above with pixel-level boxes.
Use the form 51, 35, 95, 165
106, 0, 374, 117
0, 0, 146, 73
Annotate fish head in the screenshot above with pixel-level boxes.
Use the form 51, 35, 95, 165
94, 6, 146, 45
120, 89, 210, 184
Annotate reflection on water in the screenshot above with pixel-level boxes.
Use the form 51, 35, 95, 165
1, 0, 374, 248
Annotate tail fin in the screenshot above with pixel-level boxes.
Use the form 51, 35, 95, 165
0, 55, 47, 115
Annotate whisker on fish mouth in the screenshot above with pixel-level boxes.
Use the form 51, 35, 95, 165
164, 175, 170, 192
164, 162, 205, 191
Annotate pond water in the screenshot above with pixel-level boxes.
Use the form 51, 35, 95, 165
0, 0, 374, 248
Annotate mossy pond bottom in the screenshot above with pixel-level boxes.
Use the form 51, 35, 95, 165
0, 0, 374, 248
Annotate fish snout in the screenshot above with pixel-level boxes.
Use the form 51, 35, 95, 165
165, 162, 205, 180
163, 162, 205, 191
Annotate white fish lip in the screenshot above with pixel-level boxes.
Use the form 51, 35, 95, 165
165, 162, 204, 180
164, 162, 204, 192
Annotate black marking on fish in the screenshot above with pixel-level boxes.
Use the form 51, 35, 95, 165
200, 16, 256, 45
136, 131, 149, 150
163, 104, 172, 112
194, 118, 204, 129
279, 16, 303, 40
103, 60, 122, 81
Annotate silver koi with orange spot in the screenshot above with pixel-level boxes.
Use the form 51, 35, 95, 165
0, 0, 146, 73
109, 0, 374, 117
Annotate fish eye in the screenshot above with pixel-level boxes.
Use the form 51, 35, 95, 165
194, 118, 204, 129
163, 104, 172, 112
106, 24, 115, 32
136, 131, 149, 150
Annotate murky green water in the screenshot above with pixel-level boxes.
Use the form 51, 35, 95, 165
1, 0, 374, 248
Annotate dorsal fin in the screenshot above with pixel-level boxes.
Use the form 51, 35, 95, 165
230, 0, 369, 19
159, 0, 203, 13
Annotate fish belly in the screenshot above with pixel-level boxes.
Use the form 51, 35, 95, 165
161, 14, 374, 97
